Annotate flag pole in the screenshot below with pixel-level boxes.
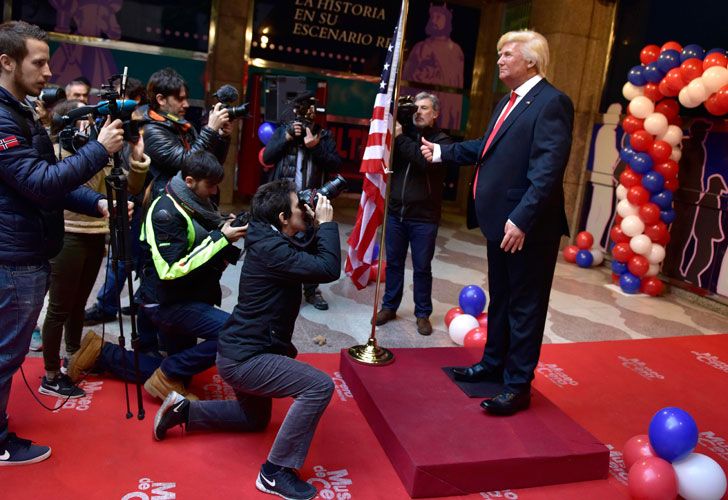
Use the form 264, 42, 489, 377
348, 0, 410, 366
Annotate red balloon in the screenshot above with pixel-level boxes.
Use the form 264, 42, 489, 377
627, 186, 650, 206
640, 44, 661, 65
704, 92, 728, 116
575, 231, 594, 250
662, 68, 686, 93
653, 160, 678, 180
715, 84, 728, 112
627, 456, 677, 500
630, 130, 654, 152
703, 52, 728, 70
628, 255, 650, 277
663, 177, 679, 192
258, 147, 273, 170
657, 79, 678, 98
669, 115, 683, 127
620, 168, 643, 189
563, 245, 579, 263
641, 277, 665, 296
680, 58, 703, 84
643, 82, 662, 102
612, 242, 634, 263
661, 41, 682, 53
622, 115, 644, 134
610, 224, 630, 244
649, 140, 672, 163
475, 312, 488, 329
623, 435, 656, 471
644, 222, 668, 242
444, 307, 463, 327
654, 99, 680, 122
658, 231, 671, 246
611, 272, 620, 284
463, 326, 488, 348
638, 203, 661, 225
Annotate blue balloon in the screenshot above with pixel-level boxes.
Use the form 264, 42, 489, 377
680, 44, 705, 62
643, 62, 665, 83
611, 260, 628, 275
576, 250, 593, 268
650, 189, 673, 210
707, 47, 727, 56
656, 49, 681, 72
619, 272, 641, 294
257, 122, 276, 145
627, 65, 647, 86
648, 407, 698, 462
630, 152, 653, 174
642, 171, 665, 193
619, 146, 635, 163
623, 134, 632, 148
459, 285, 486, 316
661, 208, 676, 224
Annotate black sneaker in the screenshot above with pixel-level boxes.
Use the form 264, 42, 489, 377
304, 291, 329, 311
153, 391, 189, 441
83, 304, 116, 326
38, 374, 85, 399
0, 433, 51, 466
256, 466, 317, 500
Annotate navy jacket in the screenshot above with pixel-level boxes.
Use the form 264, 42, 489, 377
217, 220, 340, 363
0, 86, 108, 265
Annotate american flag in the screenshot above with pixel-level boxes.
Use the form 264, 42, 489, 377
345, 4, 405, 290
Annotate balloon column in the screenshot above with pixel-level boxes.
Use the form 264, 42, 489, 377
562, 231, 605, 268
624, 406, 727, 499
445, 285, 488, 347
616, 42, 728, 296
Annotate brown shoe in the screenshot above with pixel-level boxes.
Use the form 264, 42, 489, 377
143, 368, 199, 401
373, 308, 396, 326
416, 317, 433, 336
67, 330, 103, 382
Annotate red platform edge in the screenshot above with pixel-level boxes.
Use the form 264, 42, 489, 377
340, 347, 609, 498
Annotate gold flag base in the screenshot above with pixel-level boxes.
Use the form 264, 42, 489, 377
347, 338, 394, 366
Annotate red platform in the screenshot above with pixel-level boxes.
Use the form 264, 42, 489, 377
340, 347, 609, 498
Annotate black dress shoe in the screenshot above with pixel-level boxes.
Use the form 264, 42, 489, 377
452, 363, 502, 383
480, 391, 531, 416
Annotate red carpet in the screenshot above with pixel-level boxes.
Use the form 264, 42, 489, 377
4, 335, 728, 499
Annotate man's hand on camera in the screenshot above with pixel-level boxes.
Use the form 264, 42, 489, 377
303, 127, 320, 149
286, 122, 304, 142
207, 103, 230, 132
97, 199, 134, 219
420, 137, 435, 162
313, 195, 333, 225
221, 220, 247, 242
97, 116, 124, 155
130, 133, 145, 162
220, 120, 233, 137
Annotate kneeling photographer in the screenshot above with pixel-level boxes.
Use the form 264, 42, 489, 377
152, 179, 340, 500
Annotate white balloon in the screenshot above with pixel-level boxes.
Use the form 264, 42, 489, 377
686, 77, 708, 104
629, 234, 652, 255
616, 184, 628, 201
673, 453, 727, 500
643, 112, 669, 136
622, 82, 645, 101
658, 124, 684, 147
679, 86, 701, 108
702, 66, 728, 94
670, 147, 682, 162
617, 199, 639, 218
645, 263, 660, 276
621, 215, 645, 237
448, 314, 479, 346
590, 248, 604, 266
647, 243, 666, 264
628, 95, 655, 119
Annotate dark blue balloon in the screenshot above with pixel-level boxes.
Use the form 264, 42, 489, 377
629, 152, 653, 174
257, 122, 276, 145
619, 272, 641, 294
650, 189, 673, 210
623, 134, 632, 148
648, 407, 698, 462
642, 171, 665, 193
627, 65, 647, 86
611, 260, 628, 275
643, 62, 665, 83
576, 250, 593, 268
661, 209, 676, 224
707, 47, 727, 56
680, 44, 705, 62
459, 285, 487, 316
619, 146, 635, 163
656, 49, 681, 72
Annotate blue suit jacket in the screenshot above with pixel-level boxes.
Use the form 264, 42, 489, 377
442, 79, 574, 243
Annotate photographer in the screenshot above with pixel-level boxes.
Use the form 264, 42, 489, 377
142, 67, 230, 198
375, 92, 453, 335
153, 179, 340, 500
263, 93, 341, 311
0, 21, 123, 465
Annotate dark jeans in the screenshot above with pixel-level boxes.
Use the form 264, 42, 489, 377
96, 341, 161, 383
42, 232, 105, 372
187, 353, 334, 469
382, 215, 439, 318
146, 302, 228, 380
0, 263, 50, 442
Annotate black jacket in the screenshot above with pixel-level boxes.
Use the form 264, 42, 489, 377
142, 109, 230, 197
263, 125, 341, 190
388, 125, 452, 223
217, 221, 340, 362
0, 86, 106, 265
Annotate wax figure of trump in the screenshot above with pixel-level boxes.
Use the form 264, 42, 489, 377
421, 30, 574, 416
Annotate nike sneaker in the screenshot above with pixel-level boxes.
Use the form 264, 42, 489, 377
256, 465, 317, 500
38, 374, 85, 399
153, 391, 190, 441
0, 433, 51, 466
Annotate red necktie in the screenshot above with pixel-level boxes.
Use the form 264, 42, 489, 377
472, 91, 518, 198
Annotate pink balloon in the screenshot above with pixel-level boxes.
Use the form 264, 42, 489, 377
623, 434, 656, 471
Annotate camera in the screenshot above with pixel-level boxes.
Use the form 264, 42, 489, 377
213, 85, 249, 120
229, 211, 250, 228
297, 174, 347, 208
39, 87, 66, 107
285, 92, 324, 145
396, 95, 417, 126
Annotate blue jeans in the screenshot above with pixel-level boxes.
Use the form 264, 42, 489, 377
146, 302, 228, 380
96, 341, 161, 383
187, 353, 334, 469
382, 215, 439, 318
0, 263, 50, 441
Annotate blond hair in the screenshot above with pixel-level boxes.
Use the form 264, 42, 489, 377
497, 30, 549, 76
